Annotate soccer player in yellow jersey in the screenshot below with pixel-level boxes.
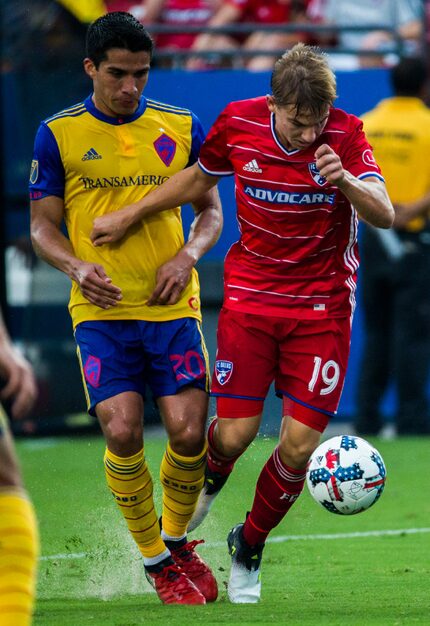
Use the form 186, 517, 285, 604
30, 11, 222, 604
0, 308, 39, 625
356, 56, 430, 436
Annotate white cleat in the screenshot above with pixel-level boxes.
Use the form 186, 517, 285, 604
227, 523, 264, 604
228, 561, 261, 603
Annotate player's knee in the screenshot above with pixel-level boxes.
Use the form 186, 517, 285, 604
105, 420, 142, 453
279, 438, 317, 468
216, 425, 254, 458
169, 423, 206, 456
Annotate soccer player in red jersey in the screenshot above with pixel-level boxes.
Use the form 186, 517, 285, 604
90, 43, 394, 603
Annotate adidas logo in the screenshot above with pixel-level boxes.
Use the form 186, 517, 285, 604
243, 159, 262, 173
82, 148, 102, 161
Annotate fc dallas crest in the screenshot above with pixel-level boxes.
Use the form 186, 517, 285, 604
308, 162, 327, 186
215, 360, 233, 385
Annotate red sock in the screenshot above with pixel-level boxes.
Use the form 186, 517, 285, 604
206, 418, 242, 476
243, 446, 306, 546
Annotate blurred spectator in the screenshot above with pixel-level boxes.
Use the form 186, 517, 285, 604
306, 0, 424, 69
356, 56, 430, 436
188, 0, 310, 70
105, 1, 221, 66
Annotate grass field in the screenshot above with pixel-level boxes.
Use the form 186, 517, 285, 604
17, 431, 430, 625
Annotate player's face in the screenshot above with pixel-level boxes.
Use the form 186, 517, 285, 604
267, 97, 329, 151
84, 48, 151, 117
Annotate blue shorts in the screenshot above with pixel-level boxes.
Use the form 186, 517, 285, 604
74, 319, 209, 416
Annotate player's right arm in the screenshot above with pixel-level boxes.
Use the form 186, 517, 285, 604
31, 195, 122, 309
91, 163, 218, 246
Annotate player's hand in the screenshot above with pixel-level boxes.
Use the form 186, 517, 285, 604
0, 348, 38, 420
314, 144, 345, 186
91, 207, 135, 246
147, 251, 194, 306
74, 261, 122, 309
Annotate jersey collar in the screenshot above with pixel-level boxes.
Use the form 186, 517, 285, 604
270, 112, 301, 156
84, 94, 147, 124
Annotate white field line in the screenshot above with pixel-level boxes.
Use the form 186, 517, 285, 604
40, 527, 430, 561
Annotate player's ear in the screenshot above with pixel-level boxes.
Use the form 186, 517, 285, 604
83, 58, 97, 79
266, 95, 276, 113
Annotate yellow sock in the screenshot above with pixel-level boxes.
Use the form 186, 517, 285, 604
0, 490, 39, 626
160, 442, 207, 537
104, 447, 166, 558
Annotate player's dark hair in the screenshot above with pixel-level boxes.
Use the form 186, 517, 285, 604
391, 56, 427, 97
271, 43, 337, 117
86, 11, 153, 67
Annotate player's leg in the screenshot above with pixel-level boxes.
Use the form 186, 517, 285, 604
189, 308, 274, 532
75, 320, 205, 604
0, 409, 39, 626
149, 318, 217, 601
157, 387, 217, 601
188, 410, 262, 532
100, 390, 207, 604
227, 317, 351, 603
226, 416, 320, 604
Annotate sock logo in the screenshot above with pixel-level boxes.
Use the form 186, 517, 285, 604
162, 478, 197, 491
279, 493, 299, 502
112, 493, 138, 503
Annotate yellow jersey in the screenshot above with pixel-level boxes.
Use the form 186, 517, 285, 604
361, 97, 430, 232
30, 95, 205, 327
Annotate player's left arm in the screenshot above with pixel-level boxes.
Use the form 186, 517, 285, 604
315, 143, 394, 229
147, 185, 223, 306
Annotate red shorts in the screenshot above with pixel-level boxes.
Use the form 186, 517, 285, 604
211, 308, 351, 432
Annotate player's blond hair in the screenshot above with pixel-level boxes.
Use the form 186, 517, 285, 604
271, 43, 337, 117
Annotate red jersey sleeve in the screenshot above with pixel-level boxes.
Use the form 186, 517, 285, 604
339, 115, 383, 181
198, 105, 235, 176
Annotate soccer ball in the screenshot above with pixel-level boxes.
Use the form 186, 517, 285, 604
306, 435, 386, 515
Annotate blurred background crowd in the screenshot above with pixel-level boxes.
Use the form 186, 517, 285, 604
2, 0, 427, 72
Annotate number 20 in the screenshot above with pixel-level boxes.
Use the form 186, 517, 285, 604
308, 357, 340, 395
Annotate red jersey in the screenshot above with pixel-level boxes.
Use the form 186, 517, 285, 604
198, 97, 383, 320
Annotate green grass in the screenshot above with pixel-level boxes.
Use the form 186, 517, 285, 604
17, 433, 430, 625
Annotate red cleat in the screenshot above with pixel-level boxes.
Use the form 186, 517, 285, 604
171, 539, 218, 602
145, 562, 206, 605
